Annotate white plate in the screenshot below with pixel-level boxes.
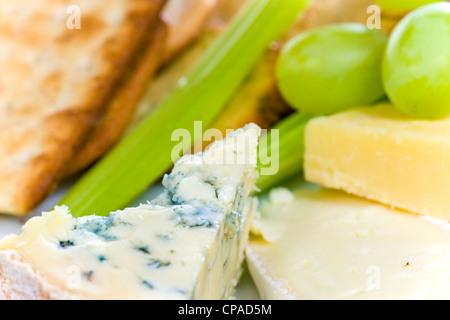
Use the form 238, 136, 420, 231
0, 180, 261, 300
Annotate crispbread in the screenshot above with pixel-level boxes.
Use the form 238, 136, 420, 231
63, 22, 167, 177
0, 0, 166, 215
64, 0, 219, 177
161, 0, 217, 64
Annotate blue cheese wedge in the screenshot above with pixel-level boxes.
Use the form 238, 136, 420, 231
0, 124, 261, 300
247, 184, 450, 300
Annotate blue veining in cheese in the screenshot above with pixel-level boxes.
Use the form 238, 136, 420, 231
0, 124, 261, 300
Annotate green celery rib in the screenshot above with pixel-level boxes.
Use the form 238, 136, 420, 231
60, 0, 310, 217
256, 112, 318, 193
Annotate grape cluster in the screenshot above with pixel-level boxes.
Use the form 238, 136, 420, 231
276, 2, 450, 119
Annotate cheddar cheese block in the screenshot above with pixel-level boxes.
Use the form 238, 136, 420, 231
247, 185, 450, 300
0, 124, 260, 300
304, 103, 450, 219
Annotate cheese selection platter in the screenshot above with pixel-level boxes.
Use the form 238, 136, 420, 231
0, 0, 449, 301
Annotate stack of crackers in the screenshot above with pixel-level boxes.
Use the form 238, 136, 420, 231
0, 0, 221, 216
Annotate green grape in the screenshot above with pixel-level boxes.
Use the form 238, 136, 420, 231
382, 2, 450, 119
276, 23, 388, 115
375, 0, 443, 15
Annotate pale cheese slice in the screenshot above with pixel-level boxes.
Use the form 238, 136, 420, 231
247, 185, 450, 300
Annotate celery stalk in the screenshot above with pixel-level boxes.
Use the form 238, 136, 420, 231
256, 112, 317, 193
61, 0, 310, 217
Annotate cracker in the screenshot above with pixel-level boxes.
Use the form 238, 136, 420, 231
0, 0, 166, 215
64, 22, 167, 177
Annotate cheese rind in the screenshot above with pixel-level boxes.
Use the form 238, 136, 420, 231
247, 185, 450, 300
0, 124, 260, 300
304, 103, 450, 219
